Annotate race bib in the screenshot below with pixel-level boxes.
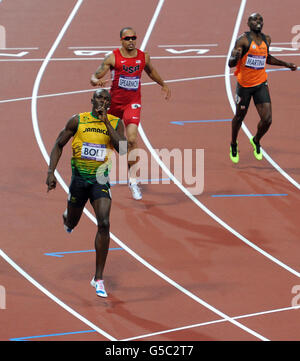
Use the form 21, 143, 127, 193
245, 54, 266, 69
81, 143, 106, 161
118, 75, 140, 91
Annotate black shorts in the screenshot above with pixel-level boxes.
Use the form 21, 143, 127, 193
68, 175, 111, 208
235, 81, 271, 108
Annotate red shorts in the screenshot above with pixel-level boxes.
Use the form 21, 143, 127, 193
108, 102, 141, 127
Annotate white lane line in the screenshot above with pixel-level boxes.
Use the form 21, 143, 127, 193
158, 44, 218, 47
29, 0, 269, 342
224, 0, 300, 191
0, 73, 228, 104
138, 1, 300, 276
0, 249, 117, 341
0, 0, 116, 342
122, 304, 300, 341
136, 0, 269, 342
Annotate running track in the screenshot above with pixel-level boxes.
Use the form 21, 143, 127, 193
0, 0, 300, 342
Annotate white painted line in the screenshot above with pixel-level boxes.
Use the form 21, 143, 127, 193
158, 44, 218, 47
68, 46, 119, 49
122, 304, 300, 341
0, 47, 39, 50
0, 0, 115, 342
139, 0, 300, 276
0, 249, 117, 341
138, 0, 270, 342
29, 0, 269, 342
224, 1, 300, 191
0, 73, 229, 104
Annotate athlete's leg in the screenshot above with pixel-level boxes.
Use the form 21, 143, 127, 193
231, 83, 251, 145
63, 176, 88, 230
254, 102, 272, 143
91, 197, 111, 280
253, 81, 272, 144
63, 204, 84, 230
126, 123, 139, 179
231, 104, 249, 144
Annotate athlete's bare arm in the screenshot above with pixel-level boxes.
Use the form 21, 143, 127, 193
46, 115, 78, 191
228, 34, 249, 68
144, 52, 171, 100
90, 52, 116, 87
265, 35, 297, 70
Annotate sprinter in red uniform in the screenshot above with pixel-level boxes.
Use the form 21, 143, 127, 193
91, 27, 171, 200
228, 13, 297, 163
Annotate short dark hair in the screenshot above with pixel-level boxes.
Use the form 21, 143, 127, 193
93, 88, 110, 99
120, 27, 134, 38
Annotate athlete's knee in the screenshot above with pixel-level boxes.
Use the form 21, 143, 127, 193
97, 217, 110, 232
234, 112, 246, 124
262, 113, 272, 127
127, 138, 137, 151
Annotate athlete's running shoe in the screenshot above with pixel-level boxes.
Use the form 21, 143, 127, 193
63, 209, 73, 233
90, 278, 108, 298
230, 142, 239, 164
129, 182, 142, 200
250, 136, 263, 160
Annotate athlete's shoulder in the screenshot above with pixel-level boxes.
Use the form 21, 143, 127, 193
78, 112, 93, 123
262, 33, 271, 45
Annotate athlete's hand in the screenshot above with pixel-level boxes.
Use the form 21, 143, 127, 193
287, 62, 297, 71
46, 172, 57, 192
96, 102, 110, 122
90, 76, 109, 87
233, 47, 242, 59
162, 84, 171, 100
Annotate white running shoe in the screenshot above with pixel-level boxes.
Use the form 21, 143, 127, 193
90, 278, 108, 298
129, 182, 142, 200
63, 209, 73, 233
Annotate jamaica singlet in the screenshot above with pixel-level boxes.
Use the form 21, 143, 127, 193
110, 48, 146, 105
234, 32, 269, 87
71, 112, 119, 183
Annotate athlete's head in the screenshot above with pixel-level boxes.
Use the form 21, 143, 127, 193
120, 27, 137, 51
91, 89, 111, 115
248, 13, 263, 33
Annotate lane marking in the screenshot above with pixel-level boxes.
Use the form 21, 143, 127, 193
0, 73, 229, 104
11, 303, 300, 341
170, 119, 231, 125
1, 66, 295, 105
158, 44, 218, 47
10, 329, 96, 341
44, 248, 123, 257
224, 1, 300, 191
122, 303, 300, 341
0, 249, 116, 341
138, 0, 300, 281
0, 0, 116, 342
211, 193, 288, 198
29, 0, 269, 342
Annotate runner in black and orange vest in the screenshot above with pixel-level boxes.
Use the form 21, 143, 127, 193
228, 13, 297, 163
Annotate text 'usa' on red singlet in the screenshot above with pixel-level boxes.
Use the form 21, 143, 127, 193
110, 48, 146, 106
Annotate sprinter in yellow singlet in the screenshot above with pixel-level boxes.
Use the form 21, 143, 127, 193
46, 89, 127, 298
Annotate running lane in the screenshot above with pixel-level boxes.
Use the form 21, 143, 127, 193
1, 0, 300, 341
